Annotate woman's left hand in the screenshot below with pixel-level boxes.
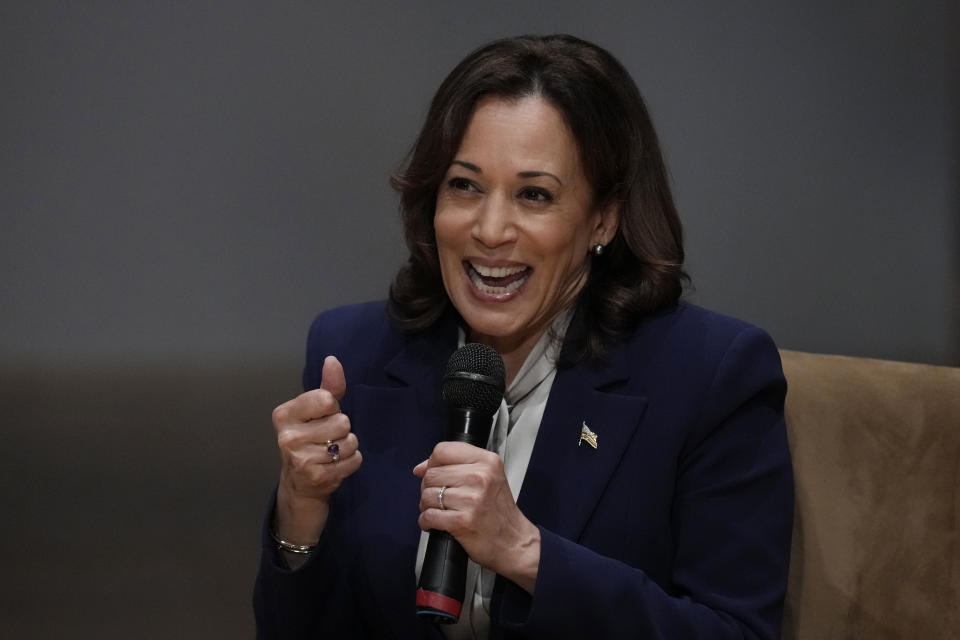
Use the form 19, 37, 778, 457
413, 441, 541, 594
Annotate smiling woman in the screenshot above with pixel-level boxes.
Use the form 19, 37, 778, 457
387, 36, 688, 373
434, 96, 618, 381
254, 34, 794, 640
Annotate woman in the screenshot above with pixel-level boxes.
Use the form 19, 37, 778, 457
254, 34, 793, 639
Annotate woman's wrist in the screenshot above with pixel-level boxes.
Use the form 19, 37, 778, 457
501, 520, 541, 595
274, 485, 330, 545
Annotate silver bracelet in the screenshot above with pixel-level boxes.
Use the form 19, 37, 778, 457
271, 529, 318, 555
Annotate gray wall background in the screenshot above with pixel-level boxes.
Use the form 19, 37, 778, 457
2, 1, 957, 637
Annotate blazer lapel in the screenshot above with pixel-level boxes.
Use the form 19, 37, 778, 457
517, 346, 648, 542
348, 319, 457, 637
345, 312, 647, 633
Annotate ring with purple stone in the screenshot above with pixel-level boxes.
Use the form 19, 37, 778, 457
326, 439, 340, 462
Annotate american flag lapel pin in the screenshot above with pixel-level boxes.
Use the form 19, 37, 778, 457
579, 422, 598, 449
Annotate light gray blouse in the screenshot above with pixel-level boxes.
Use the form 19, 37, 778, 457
415, 312, 571, 639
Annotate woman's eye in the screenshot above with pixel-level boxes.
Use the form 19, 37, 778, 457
448, 177, 474, 192
519, 187, 552, 202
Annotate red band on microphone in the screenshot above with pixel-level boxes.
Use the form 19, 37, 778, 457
416, 588, 462, 618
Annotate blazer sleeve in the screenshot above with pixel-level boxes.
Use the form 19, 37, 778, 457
253, 489, 366, 639
494, 327, 794, 639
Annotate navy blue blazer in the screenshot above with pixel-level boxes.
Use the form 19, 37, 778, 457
254, 300, 794, 639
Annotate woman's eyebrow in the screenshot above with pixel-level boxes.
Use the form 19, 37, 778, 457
518, 170, 562, 185
452, 160, 482, 173
452, 161, 562, 186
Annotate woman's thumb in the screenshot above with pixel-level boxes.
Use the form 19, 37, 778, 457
320, 355, 347, 400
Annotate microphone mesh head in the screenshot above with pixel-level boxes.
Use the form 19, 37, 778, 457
442, 343, 505, 414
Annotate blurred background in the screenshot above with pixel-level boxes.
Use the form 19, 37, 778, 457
1, 1, 957, 637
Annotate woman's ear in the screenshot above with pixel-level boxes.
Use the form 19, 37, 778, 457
592, 201, 621, 247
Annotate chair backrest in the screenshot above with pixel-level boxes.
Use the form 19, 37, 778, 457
779, 350, 960, 639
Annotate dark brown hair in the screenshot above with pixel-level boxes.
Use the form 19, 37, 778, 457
388, 34, 688, 363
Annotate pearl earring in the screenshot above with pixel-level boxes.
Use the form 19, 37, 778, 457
591, 243, 605, 256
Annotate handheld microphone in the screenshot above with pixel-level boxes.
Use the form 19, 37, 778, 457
416, 343, 505, 624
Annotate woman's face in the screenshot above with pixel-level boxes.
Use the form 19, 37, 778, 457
434, 95, 618, 354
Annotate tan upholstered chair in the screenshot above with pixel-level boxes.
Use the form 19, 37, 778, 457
779, 350, 960, 639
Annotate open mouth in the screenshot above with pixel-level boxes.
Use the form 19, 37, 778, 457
464, 261, 532, 295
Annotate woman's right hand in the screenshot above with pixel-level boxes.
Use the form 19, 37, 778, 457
272, 355, 362, 545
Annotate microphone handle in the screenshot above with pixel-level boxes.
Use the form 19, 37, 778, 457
416, 408, 494, 624
447, 407, 493, 449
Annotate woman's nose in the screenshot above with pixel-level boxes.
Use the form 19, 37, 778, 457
471, 194, 517, 248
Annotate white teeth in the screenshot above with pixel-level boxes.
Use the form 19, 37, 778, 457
470, 263, 527, 278
469, 269, 529, 295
